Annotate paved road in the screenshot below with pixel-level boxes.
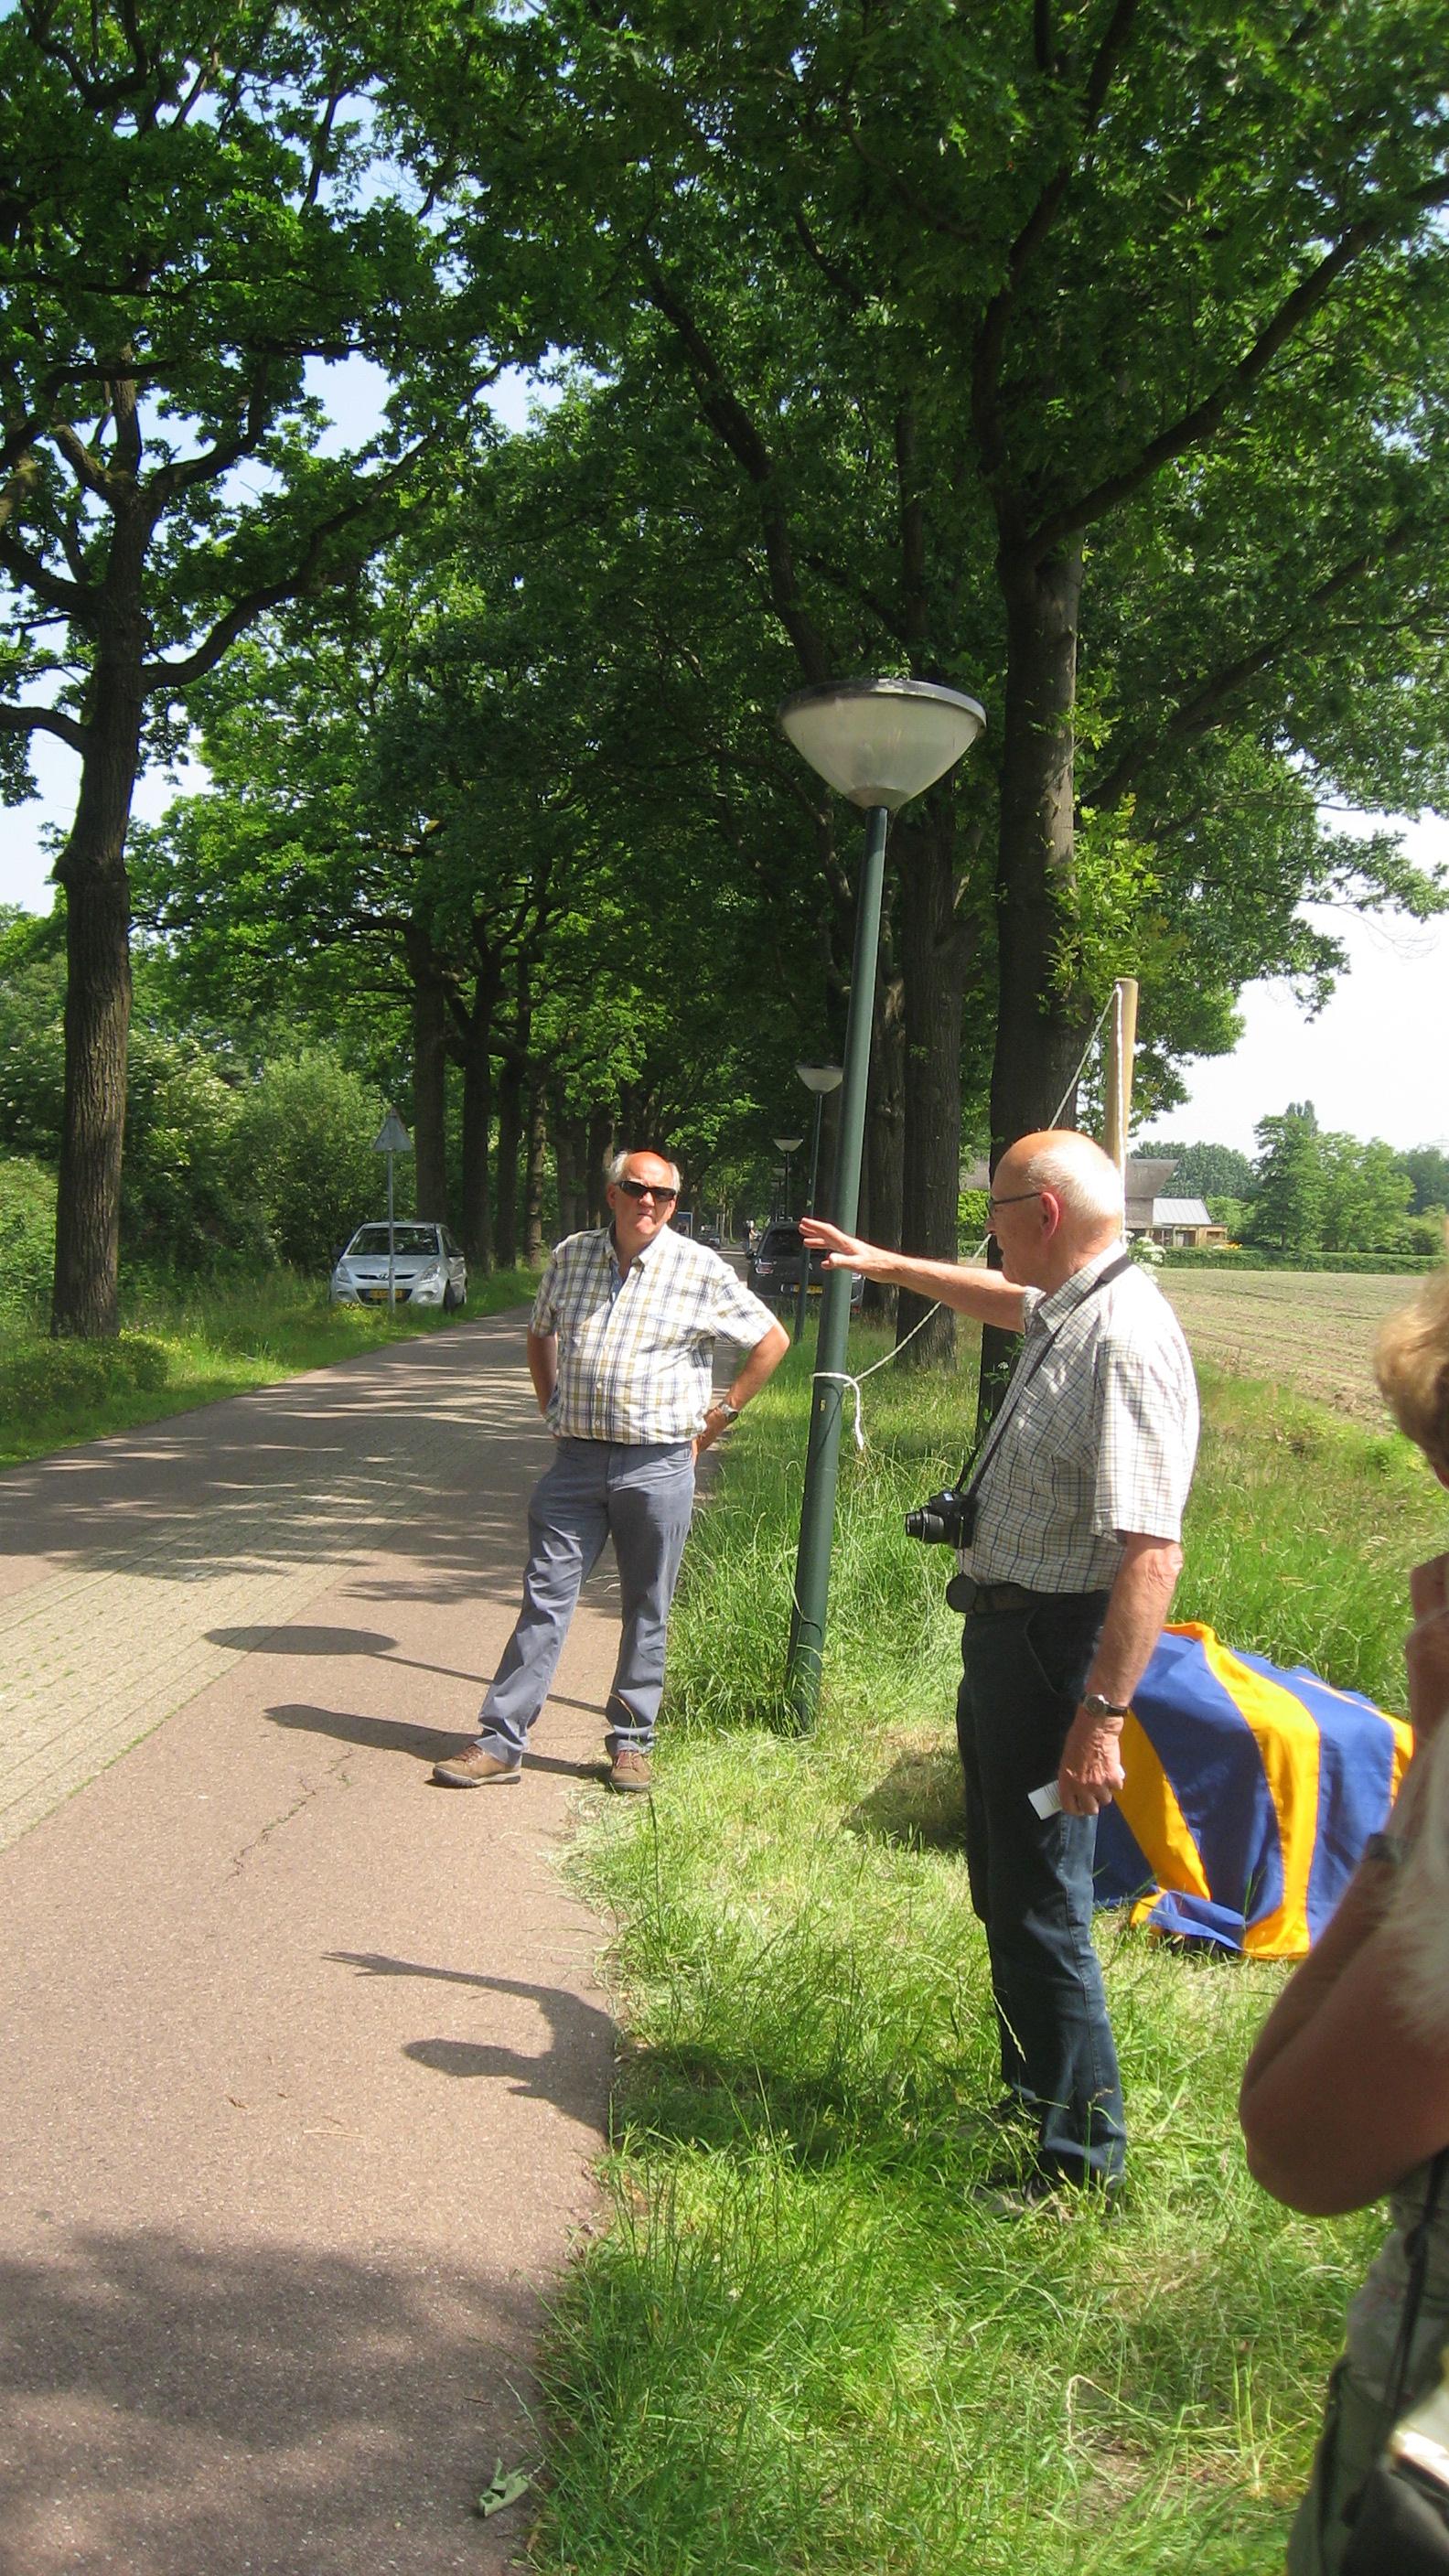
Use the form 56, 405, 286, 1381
0, 1315, 629, 2576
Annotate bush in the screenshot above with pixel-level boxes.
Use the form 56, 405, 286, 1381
1162, 1244, 1437, 1273
227, 1050, 401, 1271
0, 1154, 58, 1326
0, 1332, 170, 1415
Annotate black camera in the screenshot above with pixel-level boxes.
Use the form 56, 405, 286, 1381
904, 1486, 976, 1548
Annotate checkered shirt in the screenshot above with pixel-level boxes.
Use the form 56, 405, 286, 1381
962, 1246, 1199, 1591
532, 1225, 779, 1444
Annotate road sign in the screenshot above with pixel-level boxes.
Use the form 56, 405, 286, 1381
371, 1110, 413, 1155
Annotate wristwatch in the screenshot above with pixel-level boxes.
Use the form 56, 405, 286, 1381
713, 1396, 741, 1421
1081, 1691, 1131, 1720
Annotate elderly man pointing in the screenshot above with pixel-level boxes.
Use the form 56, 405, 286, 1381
800, 1130, 1198, 2201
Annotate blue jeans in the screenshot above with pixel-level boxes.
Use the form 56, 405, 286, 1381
956, 1592, 1126, 2186
476, 1438, 695, 1761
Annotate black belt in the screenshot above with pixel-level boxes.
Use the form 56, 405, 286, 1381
956, 1578, 1108, 1617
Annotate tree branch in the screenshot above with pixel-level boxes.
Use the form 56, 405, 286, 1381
0, 698, 88, 753
974, 0, 1143, 482
1085, 518, 1424, 809
1031, 179, 1449, 559
639, 252, 832, 682
0, 527, 88, 614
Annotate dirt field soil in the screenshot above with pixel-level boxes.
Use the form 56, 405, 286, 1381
1158, 1268, 1420, 1418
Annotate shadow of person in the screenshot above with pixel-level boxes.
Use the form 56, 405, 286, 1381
264, 1704, 608, 1777
263, 1703, 459, 1762
844, 1741, 965, 1852
327, 1957, 613, 2123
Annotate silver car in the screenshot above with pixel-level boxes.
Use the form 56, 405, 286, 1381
330, 1221, 467, 1311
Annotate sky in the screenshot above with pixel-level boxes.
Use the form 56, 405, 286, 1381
1, 359, 1444, 1160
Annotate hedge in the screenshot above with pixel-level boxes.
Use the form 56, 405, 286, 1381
1161, 1246, 1438, 1274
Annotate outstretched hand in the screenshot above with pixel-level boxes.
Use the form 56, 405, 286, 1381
798, 1216, 871, 1272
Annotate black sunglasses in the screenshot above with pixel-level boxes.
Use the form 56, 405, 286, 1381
617, 1176, 678, 1201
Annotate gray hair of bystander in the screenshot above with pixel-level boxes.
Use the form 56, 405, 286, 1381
1018, 1132, 1126, 1234
605, 1148, 682, 1194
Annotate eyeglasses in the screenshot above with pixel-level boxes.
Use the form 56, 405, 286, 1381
617, 1177, 678, 1202
985, 1188, 1042, 1218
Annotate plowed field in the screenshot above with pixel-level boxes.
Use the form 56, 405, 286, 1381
1159, 1268, 1420, 1417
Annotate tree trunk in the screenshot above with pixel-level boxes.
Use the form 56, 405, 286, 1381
861, 946, 904, 1321
458, 949, 500, 1269
585, 1107, 613, 1224
495, 1056, 522, 1268
51, 547, 149, 1338
553, 1107, 585, 1236
522, 1079, 548, 1267
989, 531, 1089, 1154
404, 923, 449, 1222
895, 799, 971, 1366
977, 531, 1090, 1426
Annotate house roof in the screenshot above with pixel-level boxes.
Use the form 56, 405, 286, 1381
1152, 1198, 1213, 1226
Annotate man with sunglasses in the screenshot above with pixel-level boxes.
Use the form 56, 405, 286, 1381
435, 1149, 787, 1795
800, 1129, 1197, 2203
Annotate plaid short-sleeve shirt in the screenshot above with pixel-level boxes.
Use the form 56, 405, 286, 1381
963, 1247, 1199, 1592
532, 1225, 779, 1444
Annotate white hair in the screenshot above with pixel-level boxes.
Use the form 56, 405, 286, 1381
606, 1148, 682, 1192
1019, 1133, 1124, 1231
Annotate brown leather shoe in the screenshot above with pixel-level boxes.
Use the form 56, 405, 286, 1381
432, 1744, 521, 1787
608, 1747, 652, 1795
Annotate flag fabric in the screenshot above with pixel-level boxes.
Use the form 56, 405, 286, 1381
1094, 1620, 1413, 1958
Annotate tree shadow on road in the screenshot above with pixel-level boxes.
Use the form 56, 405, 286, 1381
0, 2224, 540, 2576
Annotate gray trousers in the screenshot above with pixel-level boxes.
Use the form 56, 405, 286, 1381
476, 1436, 696, 1761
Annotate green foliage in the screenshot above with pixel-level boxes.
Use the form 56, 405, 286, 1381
0, 1333, 169, 1417
1404, 1149, 1449, 1217
0, 1152, 57, 1327
1246, 1112, 1419, 1258
1163, 1247, 1436, 1274
226, 1051, 397, 1271
1246, 1110, 1326, 1255
1150, 1142, 1255, 1199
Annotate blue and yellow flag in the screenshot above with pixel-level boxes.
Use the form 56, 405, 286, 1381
1094, 1621, 1413, 1958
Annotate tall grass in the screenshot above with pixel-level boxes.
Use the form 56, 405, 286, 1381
531, 1331, 1445, 2575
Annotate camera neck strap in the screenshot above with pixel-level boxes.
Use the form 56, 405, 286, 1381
958, 1250, 1134, 1503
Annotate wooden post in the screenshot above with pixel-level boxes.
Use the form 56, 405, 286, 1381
1102, 977, 1139, 1176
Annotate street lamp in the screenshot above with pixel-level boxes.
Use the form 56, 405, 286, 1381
773, 1133, 803, 1218
793, 1062, 843, 1343
779, 676, 985, 1728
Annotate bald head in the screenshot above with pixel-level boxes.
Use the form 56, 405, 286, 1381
991, 1129, 1125, 1286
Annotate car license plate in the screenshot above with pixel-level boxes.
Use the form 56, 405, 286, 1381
361, 1285, 403, 1304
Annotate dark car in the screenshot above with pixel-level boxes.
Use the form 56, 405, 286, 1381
748, 1221, 864, 1312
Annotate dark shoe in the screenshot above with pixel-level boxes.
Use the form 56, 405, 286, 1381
432, 1744, 521, 1787
974, 2166, 1122, 2220
984, 2091, 1039, 2130
609, 1747, 653, 1795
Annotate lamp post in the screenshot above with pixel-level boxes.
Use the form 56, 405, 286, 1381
779, 677, 985, 1728
793, 1062, 843, 1343
773, 1134, 803, 1219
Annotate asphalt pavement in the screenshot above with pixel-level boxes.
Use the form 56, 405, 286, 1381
0, 1313, 633, 2576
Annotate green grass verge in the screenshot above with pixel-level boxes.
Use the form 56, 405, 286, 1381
531, 1331, 1444, 2575
0, 1266, 537, 1466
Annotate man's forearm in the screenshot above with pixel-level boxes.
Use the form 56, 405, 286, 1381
727, 1322, 789, 1406
797, 1221, 1026, 1329
1057, 1536, 1183, 1811
527, 1330, 558, 1412
1084, 1536, 1183, 1706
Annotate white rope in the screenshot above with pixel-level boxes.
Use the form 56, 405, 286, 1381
807, 983, 1124, 1445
